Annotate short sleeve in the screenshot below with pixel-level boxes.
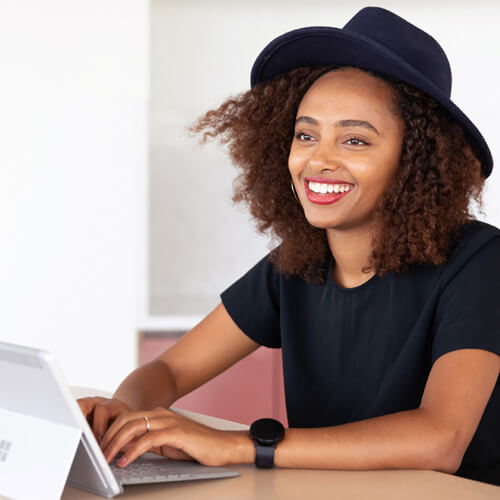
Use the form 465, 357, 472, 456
220, 252, 281, 348
432, 236, 500, 364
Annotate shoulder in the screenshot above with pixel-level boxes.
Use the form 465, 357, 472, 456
454, 219, 500, 246
432, 220, 500, 292
394, 220, 500, 290
443, 220, 500, 273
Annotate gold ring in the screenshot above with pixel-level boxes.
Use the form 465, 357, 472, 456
144, 416, 150, 432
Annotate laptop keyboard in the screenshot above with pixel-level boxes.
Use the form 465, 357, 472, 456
110, 457, 197, 484
109, 455, 239, 485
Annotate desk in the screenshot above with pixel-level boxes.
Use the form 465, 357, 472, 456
40, 389, 500, 499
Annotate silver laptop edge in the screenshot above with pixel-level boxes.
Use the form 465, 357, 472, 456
0, 341, 239, 499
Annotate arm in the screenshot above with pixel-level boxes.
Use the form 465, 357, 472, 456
113, 301, 260, 410
99, 336, 499, 471
230, 348, 500, 473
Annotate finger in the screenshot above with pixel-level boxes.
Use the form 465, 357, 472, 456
78, 397, 111, 431
77, 400, 93, 427
76, 398, 87, 415
115, 430, 183, 468
112, 439, 144, 458
92, 405, 117, 442
77, 397, 105, 418
102, 418, 150, 463
102, 414, 180, 463
101, 408, 167, 450
100, 411, 144, 451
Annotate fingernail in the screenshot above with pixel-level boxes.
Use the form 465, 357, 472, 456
117, 456, 127, 466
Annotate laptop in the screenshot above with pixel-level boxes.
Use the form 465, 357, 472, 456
0, 341, 240, 500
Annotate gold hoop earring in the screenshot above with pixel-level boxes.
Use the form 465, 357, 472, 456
291, 181, 300, 203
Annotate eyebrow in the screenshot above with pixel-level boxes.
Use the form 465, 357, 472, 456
295, 116, 380, 135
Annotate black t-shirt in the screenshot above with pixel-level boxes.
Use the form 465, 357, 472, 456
220, 220, 500, 486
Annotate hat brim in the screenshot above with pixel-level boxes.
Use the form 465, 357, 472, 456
251, 27, 492, 178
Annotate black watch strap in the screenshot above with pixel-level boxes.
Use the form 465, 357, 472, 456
254, 442, 276, 468
250, 418, 285, 468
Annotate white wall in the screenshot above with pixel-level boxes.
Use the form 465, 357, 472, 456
0, 0, 149, 391
149, 0, 500, 318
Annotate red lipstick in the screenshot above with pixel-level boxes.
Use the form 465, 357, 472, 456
303, 179, 354, 205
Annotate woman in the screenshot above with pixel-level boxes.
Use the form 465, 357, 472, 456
79, 7, 500, 485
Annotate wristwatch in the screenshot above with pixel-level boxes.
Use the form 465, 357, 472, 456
249, 418, 285, 468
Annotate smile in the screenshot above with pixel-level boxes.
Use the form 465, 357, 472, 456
303, 180, 354, 205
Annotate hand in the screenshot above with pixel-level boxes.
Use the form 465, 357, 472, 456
99, 407, 253, 468
77, 396, 132, 444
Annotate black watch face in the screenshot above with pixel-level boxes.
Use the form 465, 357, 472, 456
250, 418, 285, 445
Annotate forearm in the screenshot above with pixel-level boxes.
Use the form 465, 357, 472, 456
112, 359, 178, 411
231, 408, 459, 473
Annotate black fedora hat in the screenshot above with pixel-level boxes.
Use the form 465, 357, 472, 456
251, 6, 493, 178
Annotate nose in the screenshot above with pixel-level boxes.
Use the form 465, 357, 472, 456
307, 141, 341, 173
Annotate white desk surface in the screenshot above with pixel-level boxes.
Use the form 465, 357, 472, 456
2, 388, 498, 500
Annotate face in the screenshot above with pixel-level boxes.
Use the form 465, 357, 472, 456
288, 67, 405, 232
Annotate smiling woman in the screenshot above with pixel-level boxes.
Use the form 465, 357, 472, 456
191, 62, 484, 286
188, 6, 499, 484
78, 6, 500, 487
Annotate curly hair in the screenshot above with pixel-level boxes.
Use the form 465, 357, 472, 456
189, 66, 485, 284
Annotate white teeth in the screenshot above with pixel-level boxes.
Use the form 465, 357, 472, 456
308, 181, 352, 194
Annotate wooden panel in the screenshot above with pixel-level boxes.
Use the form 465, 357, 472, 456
138, 333, 288, 427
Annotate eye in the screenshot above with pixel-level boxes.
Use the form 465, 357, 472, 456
345, 136, 368, 146
294, 132, 315, 142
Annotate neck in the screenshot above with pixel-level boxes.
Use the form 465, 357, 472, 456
326, 222, 375, 288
